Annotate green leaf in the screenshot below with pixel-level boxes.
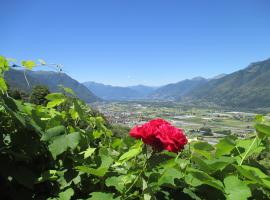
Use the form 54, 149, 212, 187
192, 141, 214, 159
118, 141, 142, 163
41, 126, 65, 141
2, 96, 27, 126
80, 147, 96, 159
37, 170, 58, 183
0, 55, 9, 71
186, 168, 224, 192
48, 136, 66, 158
59, 188, 74, 200
76, 153, 113, 177
236, 137, 264, 164
255, 115, 264, 123
185, 174, 203, 187
47, 99, 66, 108
239, 165, 269, 179
112, 138, 123, 149
46, 93, 65, 101
22, 60, 36, 69
88, 192, 119, 200
193, 141, 214, 151
73, 99, 86, 120
48, 132, 81, 159
215, 135, 237, 157
59, 85, 76, 96
255, 123, 270, 137
158, 168, 183, 186
118, 148, 141, 162
46, 93, 66, 108
66, 132, 81, 149
224, 176, 251, 200
105, 176, 129, 192
234, 165, 270, 189
192, 156, 235, 173
183, 188, 201, 200
0, 77, 7, 92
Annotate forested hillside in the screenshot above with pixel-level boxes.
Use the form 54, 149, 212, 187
149, 58, 270, 108
185, 58, 270, 108
148, 77, 207, 101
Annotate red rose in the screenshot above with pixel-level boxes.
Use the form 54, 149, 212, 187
130, 118, 187, 153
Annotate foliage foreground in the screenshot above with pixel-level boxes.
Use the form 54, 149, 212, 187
1, 56, 270, 200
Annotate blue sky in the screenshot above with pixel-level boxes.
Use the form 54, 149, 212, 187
1, 0, 270, 86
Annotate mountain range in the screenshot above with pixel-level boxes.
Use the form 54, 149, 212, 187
5, 57, 270, 108
184, 58, 270, 108
84, 58, 270, 108
4, 69, 99, 103
83, 82, 157, 100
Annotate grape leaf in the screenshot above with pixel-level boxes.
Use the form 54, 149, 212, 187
224, 176, 251, 200
88, 192, 119, 200
49, 132, 81, 159
41, 126, 65, 141
59, 188, 74, 200
158, 168, 183, 186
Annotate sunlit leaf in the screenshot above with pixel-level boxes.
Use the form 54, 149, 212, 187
46, 93, 66, 108
22, 60, 36, 70
88, 192, 119, 200
59, 188, 74, 200
80, 147, 96, 159
37, 170, 58, 183
0, 55, 9, 71
118, 141, 142, 163
46, 93, 65, 100
0, 77, 7, 92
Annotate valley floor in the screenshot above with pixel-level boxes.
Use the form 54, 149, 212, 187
92, 101, 257, 144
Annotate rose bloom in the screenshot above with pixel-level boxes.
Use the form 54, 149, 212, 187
130, 118, 188, 153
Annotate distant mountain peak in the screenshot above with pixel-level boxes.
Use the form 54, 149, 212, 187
83, 81, 157, 100
191, 76, 206, 81
210, 73, 227, 80
186, 57, 270, 108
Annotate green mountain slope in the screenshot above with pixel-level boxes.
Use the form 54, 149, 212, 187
149, 77, 207, 100
5, 69, 100, 103
185, 58, 270, 108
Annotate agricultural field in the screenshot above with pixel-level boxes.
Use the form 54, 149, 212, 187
93, 101, 257, 143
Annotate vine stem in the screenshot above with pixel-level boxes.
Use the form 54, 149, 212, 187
239, 135, 258, 166
23, 69, 30, 88
235, 146, 243, 159
123, 152, 153, 199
